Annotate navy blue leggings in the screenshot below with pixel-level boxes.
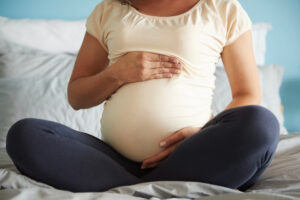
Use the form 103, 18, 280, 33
6, 105, 280, 192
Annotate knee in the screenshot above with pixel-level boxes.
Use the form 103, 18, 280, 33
6, 118, 38, 155
240, 105, 280, 148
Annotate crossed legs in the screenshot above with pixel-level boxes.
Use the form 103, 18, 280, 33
6, 105, 280, 192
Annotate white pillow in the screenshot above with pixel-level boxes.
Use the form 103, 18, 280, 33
0, 16, 86, 54
0, 40, 104, 148
0, 77, 104, 148
0, 16, 271, 65
216, 23, 272, 66
0, 39, 73, 79
212, 64, 288, 135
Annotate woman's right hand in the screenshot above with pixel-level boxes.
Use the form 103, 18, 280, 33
112, 51, 183, 84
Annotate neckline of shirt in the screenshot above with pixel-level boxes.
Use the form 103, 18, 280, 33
127, 0, 203, 20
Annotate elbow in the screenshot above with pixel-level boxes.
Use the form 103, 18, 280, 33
67, 94, 80, 111
257, 95, 262, 105
254, 90, 263, 105
68, 97, 80, 111
254, 97, 262, 106
67, 83, 80, 111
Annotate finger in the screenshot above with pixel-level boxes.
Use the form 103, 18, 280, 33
145, 143, 177, 165
143, 150, 169, 165
144, 161, 163, 169
143, 143, 180, 168
160, 131, 185, 148
151, 67, 181, 75
143, 156, 165, 168
148, 53, 180, 64
148, 73, 174, 80
143, 153, 166, 165
142, 151, 162, 164
151, 61, 182, 70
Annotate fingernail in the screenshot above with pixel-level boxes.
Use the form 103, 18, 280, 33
141, 165, 146, 169
160, 141, 166, 147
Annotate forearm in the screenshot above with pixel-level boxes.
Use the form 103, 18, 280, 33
67, 64, 124, 110
224, 94, 262, 111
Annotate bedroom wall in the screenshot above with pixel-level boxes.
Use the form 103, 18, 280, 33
240, 0, 300, 134
0, 0, 299, 133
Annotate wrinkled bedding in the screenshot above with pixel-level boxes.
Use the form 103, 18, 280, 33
1, 132, 300, 200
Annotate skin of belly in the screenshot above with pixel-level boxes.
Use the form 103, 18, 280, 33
100, 77, 212, 162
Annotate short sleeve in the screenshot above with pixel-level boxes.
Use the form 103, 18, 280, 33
223, 0, 252, 47
85, 1, 109, 53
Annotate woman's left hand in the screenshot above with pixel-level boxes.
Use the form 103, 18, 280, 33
141, 126, 202, 169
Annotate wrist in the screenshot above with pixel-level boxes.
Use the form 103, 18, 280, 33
192, 126, 202, 132
105, 63, 125, 87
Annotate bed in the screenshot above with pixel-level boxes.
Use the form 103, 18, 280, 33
1, 16, 300, 199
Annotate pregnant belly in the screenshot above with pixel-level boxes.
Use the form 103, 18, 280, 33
100, 77, 212, 162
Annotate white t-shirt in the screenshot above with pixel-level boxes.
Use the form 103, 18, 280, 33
85, 0, 252, 162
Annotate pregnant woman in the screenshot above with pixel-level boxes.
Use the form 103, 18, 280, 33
6, 0, 280, 193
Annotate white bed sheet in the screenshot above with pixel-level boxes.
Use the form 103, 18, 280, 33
1, 132, 300, 200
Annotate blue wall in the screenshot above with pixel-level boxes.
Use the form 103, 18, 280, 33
240, 0, 300, 133
1, 0, 299, 133
0, 0, 100, 20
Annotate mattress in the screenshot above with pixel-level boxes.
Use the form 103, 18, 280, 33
1, 132, 300, 200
